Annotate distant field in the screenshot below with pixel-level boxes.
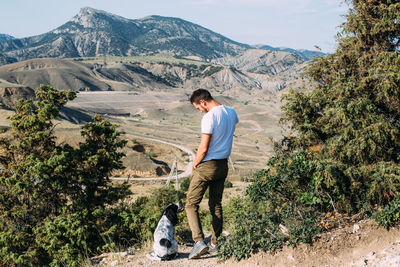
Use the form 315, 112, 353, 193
65, 90, 283, 176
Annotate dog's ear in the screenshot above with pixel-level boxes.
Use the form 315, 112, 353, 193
176, 200, 184, 213
163, 204, 179, 226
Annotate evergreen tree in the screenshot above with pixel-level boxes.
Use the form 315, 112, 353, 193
282, 0, 400, 213
0, 85, 130, 266
217, 1, 400, 261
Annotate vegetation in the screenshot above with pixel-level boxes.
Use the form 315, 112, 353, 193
0, 85, 194, 266
219, 0, 400, 261
0, 125, 9, 133
0, 85, 131, 265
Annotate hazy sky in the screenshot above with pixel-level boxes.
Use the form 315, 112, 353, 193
1, 0, 349, 53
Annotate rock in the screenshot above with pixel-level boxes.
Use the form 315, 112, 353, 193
108, 260, 118, 266
353, 223, 360, 234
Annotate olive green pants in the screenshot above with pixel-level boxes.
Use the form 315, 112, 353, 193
185, 159, 228, 245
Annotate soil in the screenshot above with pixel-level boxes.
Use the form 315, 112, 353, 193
93, 219, 400, 267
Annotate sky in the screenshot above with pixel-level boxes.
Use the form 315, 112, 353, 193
0, 0, 349, 53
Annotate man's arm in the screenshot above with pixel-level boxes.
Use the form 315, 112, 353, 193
193, 133, 212, 169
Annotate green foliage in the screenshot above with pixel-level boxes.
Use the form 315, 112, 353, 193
280, 0, 400, 215
373, 194, 400, 228
0, 85, 132, 266
112, 185, 187, 247
0, 125, 9, 133
180, 177, 190, 191
219, 2, 400, 261
224, 180, 233, 188
201, 65, 223, 77
219, 152, 322, 261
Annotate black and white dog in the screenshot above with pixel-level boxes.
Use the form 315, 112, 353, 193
147, 201, 184, 261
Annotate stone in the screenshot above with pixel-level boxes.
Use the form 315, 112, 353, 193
352, 223, 360, 234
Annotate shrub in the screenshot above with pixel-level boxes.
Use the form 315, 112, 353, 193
224, 180, 233, 188
219, 151, 323, 261
0, 85, 132, 266
180, 177, 190, 191
373, 194, 400, 228
0, 125, 9, 133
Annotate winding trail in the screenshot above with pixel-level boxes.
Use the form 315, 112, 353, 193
110, 136, 194, 181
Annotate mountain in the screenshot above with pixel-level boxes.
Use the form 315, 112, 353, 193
0, 34, 17, 65
0, 34, 15, 42
0, 87, 34, 109
0, 7, 249, 64
213, 49, 305, 75
0, 50, 305, 98
0, 58, 174, 92
254, 44, 327, 61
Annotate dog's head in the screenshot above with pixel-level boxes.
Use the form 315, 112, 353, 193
163, 200, 184, 226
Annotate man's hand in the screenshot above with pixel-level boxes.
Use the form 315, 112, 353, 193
193, 133, 212, 169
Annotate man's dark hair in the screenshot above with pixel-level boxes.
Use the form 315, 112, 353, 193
190, 89, 213, 104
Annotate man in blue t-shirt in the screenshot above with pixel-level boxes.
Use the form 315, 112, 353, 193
186, 89, 238, 259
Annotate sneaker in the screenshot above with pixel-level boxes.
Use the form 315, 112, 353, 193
188, 240, 208, 259
204, 236, 218, 256
208, 243, 218, 256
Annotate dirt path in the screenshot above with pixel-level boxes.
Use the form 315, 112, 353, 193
94, 220, 400, 267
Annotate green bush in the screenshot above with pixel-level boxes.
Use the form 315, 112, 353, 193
224, 180, 233, 188
0, 125, 9, 133
219, 151, 323, 261
0, 86, 133, 266
180, 177, 190, 191
373, 194, 400, 228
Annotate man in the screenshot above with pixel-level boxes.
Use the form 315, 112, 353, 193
186, 89, 238, 259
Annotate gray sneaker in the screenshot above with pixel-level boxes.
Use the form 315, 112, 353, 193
208, 243, 218, 256
204, 236, 218, 256
188, 240, 208, 259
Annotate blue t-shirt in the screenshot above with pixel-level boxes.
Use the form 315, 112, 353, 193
201, 105, 238, 162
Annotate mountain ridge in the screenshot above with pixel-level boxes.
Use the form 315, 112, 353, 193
0, 7, 250, 64
0, 7, 325, 65
0, 34, 15, 42
254, 44, 327, 60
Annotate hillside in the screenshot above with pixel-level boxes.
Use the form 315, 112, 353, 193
213, 49, 306, 75
255, 44, 328, 60
0, 87, 34, 109
0, 49, 306, 97
0, 34, 14, 42
0, 7, 249, 64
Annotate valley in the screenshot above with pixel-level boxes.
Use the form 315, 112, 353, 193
65, 89, 284, 174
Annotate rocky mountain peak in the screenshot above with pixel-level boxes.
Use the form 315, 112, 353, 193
0, 34, 15, 42
0, 8, 249, 63
71, 6, 130, 28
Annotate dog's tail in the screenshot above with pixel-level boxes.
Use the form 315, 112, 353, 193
160, 238, 172, 248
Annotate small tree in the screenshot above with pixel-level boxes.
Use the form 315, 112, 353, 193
0, 85, 130, 266
282, 0, 400, 213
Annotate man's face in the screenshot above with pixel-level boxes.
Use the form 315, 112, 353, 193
192, 100, 208, 113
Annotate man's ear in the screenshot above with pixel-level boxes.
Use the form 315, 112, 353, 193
200, 100, 208, 110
